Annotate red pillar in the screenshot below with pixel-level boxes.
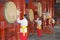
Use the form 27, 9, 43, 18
42, 0, 47, 12
50, 0, 55, 32
28, 0, 33, 9
49, 0, 54, 18
20, 0, 25, 19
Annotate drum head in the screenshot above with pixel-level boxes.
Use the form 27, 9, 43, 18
37, 3, 42, 17
4, 1, 18, 23
29, 9, 34, 22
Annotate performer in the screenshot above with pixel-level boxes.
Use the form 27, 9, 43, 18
35, 17, 42, 37
17, 14, 28, 40
50, 18, 55, 28
45, 13, 55, 34
46, 13, 51, 26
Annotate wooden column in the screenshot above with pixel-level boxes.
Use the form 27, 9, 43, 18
20, 0, 25, 19
28, 0, 33, 9
42, 0, 47, 12
49, 0, 54, 17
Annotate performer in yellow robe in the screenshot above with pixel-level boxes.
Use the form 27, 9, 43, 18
17, 15, 28, 40
35, 17, 42, 37
46, 13, 51, 26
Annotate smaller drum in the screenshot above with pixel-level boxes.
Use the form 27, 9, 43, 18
37, 3, 42, 17
28, 9, 34, 22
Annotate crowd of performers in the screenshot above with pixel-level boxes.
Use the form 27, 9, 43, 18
16, 12, 55, 40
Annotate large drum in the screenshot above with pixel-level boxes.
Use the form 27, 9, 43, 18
0, 1, 19, 23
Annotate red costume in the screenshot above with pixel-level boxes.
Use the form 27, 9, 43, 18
17, 17, 28, 40
51, 18, 55, 28
46, 13, 51, 26
35, 18, 42, 37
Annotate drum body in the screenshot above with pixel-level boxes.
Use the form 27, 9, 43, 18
37, 3, 42, 17
28, 9, 34, 22
8, 0, 20, 9
0, 1, 19, 23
